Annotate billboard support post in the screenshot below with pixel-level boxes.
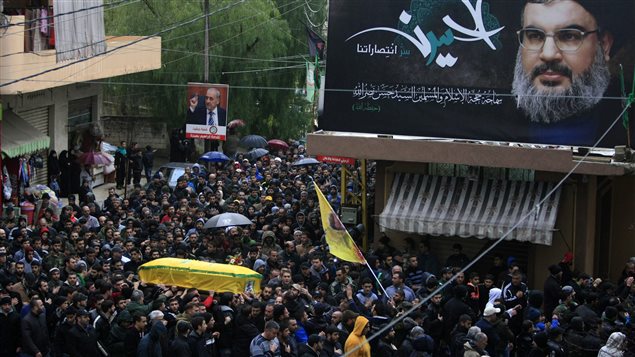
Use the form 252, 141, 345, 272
203, 0, 211, 154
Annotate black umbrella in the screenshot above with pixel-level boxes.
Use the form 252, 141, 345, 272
246, 148, 269, 161
239, 135, 268, 149
204, 213, 253, 229
292, 157, 321, 166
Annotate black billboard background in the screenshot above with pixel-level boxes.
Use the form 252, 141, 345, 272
322, 0, 635, 148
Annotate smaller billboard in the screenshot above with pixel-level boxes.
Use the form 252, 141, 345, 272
185, 83, 229, 141
317, 155, 356, 165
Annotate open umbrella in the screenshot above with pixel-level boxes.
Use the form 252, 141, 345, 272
292, 157, 320, 166
239, 135, 268, 149
204, 212, 253, 229
246, 148, 269, 161
267, 139, 289, 151
77, 151, 113, 166
199, 151, 230, 162
139, 258, 262, 294
227, 119, 246, 129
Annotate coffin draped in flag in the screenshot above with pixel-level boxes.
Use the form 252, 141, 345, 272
138, 258, 262, 294
316, 187, 366, 263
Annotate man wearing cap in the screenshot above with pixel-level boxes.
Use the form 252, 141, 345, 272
475, 306, 501, 357
67, 309, 99, 356
0, 295, 20, 356
553, 285, 578, 322
53, 306, 77, 356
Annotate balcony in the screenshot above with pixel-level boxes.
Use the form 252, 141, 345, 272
0, 15, 161, 95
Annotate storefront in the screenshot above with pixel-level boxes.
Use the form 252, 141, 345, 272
1, 109, 51, 217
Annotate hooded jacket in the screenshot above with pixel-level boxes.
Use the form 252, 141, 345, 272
137, 320, 167, 357
598, 331, 626, 357
344, 316, 371, 357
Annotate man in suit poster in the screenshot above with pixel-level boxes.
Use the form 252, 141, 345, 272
185, 83, 229, 142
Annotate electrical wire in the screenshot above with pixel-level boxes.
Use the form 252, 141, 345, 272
341, 100, 634, 357
303, 0, 320, 14
162, 0, 305, 44
1, 77, 630, 101
160, 0, 307, 68
221, 64, 304, 74
0, 0, 249, 89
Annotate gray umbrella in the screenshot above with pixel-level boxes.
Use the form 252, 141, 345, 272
246, 148, 269, 161
239, 135, 268, 149
292, 157, 321, 166
204, 213, 253, 229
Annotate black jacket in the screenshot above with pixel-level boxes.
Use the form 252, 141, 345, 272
93, 312, 112, 350
21, 311, 50, 356
0, 309, 21, 355
543, 275, 562, 318
187, 331, 216, 357
232, 315, 260, 357
68, 324, 100, 357
170, 335, 192, 357
442, 297, 475, 336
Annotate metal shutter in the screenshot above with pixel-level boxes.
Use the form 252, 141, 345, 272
16, 107, 50, 186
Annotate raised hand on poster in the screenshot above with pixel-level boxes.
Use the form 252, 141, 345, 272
189, 94, 198, 111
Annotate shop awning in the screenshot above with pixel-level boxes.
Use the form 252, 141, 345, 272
1, 110, 50, 158
378, 173, 561, 245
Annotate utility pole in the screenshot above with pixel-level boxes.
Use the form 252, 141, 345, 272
204, 0, 210, 82
203, 0, 211, 154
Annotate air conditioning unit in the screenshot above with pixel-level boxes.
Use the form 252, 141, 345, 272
341, 206, 359, 224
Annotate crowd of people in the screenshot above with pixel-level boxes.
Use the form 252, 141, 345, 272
0, 141, 634, 357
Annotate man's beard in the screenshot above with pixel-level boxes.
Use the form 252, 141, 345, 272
512, 46, 610, 123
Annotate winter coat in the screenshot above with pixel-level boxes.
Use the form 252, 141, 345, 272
68, 323, 100, 357
170, 334, 192, 357
0, 309, 21, 355
463, 340, 488, 357
137, 321, 168, 357
21, 311, 50, 356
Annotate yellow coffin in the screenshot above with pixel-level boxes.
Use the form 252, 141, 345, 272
138, 258, 262, 294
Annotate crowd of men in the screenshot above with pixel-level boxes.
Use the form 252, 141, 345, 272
0, 141, 633, 357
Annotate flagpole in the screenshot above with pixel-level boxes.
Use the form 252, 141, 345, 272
312, 179, 389, 297
364, 260, 390, 298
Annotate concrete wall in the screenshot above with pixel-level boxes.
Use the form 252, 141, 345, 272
101, 117, 168, 150
609, 176, 635, 280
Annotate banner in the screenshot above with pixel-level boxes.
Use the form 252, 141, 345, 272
306, 61, 316, 102
322, 0, 635, 148
317, 155, 355, 165
185, 83, 229, 141
316, 186, 366, 264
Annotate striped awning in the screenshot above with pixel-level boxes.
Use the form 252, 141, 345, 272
379, 173, 561, 245
1, 110, 50, 158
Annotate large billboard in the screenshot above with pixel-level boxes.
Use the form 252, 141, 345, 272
322, 0, 635, 147
185, 83, 229, 141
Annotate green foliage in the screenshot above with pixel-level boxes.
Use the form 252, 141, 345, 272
103, 0, 325, 140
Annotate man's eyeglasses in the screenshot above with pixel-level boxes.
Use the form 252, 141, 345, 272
517, 28, 599, 52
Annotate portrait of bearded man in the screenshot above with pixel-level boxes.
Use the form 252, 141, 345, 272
511, 0, 632, 146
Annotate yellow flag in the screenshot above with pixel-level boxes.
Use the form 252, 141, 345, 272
315, 186, 366, 264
